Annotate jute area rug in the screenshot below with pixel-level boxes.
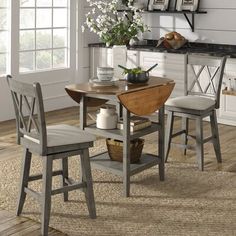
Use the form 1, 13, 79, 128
1, 134, 236, 236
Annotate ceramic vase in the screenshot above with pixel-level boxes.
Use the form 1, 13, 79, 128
112, 45, 127, 80
96, 106, 118, 129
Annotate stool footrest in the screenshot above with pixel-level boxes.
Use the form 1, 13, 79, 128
172, 142, 196, 151
65, 177, 76, 185
204, 136, 214, 143
28, 170, 63, 182
51, 182, 87, 196
25, 187, 42, 202
172, 130, 186, 138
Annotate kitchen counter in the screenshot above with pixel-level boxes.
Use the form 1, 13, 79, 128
88, 40, 236, 58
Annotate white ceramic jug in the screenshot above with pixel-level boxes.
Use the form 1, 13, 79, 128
96, 106, 118, 129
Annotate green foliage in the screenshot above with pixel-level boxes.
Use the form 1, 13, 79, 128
101, 19, 145, 46
122, 67, 144, 75
84, 0, 149, 46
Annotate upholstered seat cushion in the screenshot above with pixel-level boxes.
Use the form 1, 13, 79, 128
23, 124, 96, 154
46, 124, 96, 147
165, 95, 216, 111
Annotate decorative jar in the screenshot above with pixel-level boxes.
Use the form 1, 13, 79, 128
96, 106, 118, 129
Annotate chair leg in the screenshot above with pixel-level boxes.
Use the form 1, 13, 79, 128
165, 111, 174, 163
61, 157, 69, 201
195, 117, 204, 171
182, 117, 189, 155
210, 110, 222, 163
41, 156, 53, 236
80, 149, 96, 219
16, 148, 32, 216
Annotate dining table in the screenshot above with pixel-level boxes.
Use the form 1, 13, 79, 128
65, 76, 175, 197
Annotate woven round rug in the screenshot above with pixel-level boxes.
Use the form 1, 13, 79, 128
1, 135, 236, 236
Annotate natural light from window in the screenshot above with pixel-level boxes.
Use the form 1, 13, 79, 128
19, 0, 69, 73
0, 0, 9, 76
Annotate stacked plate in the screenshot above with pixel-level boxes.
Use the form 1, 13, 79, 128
89, 77, 116, 87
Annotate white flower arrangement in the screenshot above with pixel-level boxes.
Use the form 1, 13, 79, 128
83, 0, 149, 46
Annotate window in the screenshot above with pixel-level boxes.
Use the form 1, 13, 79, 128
19, 0, 69, 73
0, 0, 9, 75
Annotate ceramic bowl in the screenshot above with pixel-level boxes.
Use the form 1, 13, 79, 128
97, 67, 114, 81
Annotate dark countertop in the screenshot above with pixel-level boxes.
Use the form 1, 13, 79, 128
88, 40, 236, 58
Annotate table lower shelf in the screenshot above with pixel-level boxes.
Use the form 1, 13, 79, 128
90, 152, 161, 176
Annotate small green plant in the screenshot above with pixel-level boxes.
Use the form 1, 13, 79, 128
118, 64, 144, 74
123, 67, 144, 75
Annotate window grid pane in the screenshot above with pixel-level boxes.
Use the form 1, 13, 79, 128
19, 0, 69, 73
20, 51, 35, 72
20, 0, 35, 7
0, 2, 9, 76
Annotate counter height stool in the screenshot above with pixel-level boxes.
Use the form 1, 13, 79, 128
165, 55, 227, 171
6, 75, 96, 236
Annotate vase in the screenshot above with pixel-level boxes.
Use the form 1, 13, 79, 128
112, 45, 127, 80
96, 106, 118, 129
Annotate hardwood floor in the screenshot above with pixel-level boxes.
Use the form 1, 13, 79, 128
0, 106, 236, 235
0, 107, 80, 236
0, 210, 65, 236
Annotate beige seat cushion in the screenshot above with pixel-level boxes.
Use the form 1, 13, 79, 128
165, 95, 216, 111
46, 124, 96, 147
24, 124, 96, 147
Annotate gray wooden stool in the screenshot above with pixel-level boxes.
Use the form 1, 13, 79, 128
6, 75, 96, 236
165, 55, 227, 171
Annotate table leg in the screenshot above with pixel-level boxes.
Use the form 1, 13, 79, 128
80, 95, 87, 183
158, 106, 165, 181
122, 106, 131, 197
116, 102, 123, 119
80, 95, 87, 130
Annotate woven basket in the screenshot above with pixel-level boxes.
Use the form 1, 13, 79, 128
106, 138, 144, 163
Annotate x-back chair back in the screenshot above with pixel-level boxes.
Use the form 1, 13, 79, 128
165, 55, 227, 171
6, 75, 47, 155
6, 75, 96, 236
185, 54, 227, 108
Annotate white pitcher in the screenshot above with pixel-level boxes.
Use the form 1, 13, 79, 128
96, 106, 118, 129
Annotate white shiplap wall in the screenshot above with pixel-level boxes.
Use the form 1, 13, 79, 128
81, 0, 99, 82
82, 0, 236, 48
142, 0, 236, 44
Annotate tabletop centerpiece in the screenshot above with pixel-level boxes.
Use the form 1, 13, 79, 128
83, 0, 149, 46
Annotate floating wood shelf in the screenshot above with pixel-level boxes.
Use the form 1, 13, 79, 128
222, 89, 236, 96
143, 10, 207, 32
117, 9, 207, 32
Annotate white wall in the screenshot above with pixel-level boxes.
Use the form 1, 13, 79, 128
143, 0, 236, 45
82, 0, 236, 47
81, 0, 100, 82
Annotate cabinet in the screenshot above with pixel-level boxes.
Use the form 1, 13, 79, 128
89, 47, 185, 97
139, 51, 185, 97
126, 50, 139, 68
89, 46, 236, 126
89, 47, 113, 78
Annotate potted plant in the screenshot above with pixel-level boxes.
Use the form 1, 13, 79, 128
83, 0, 149, 46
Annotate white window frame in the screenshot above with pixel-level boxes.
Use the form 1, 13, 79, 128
0, 0, 76, 79
19, 1, 70, 73
0, 1, 11, 75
